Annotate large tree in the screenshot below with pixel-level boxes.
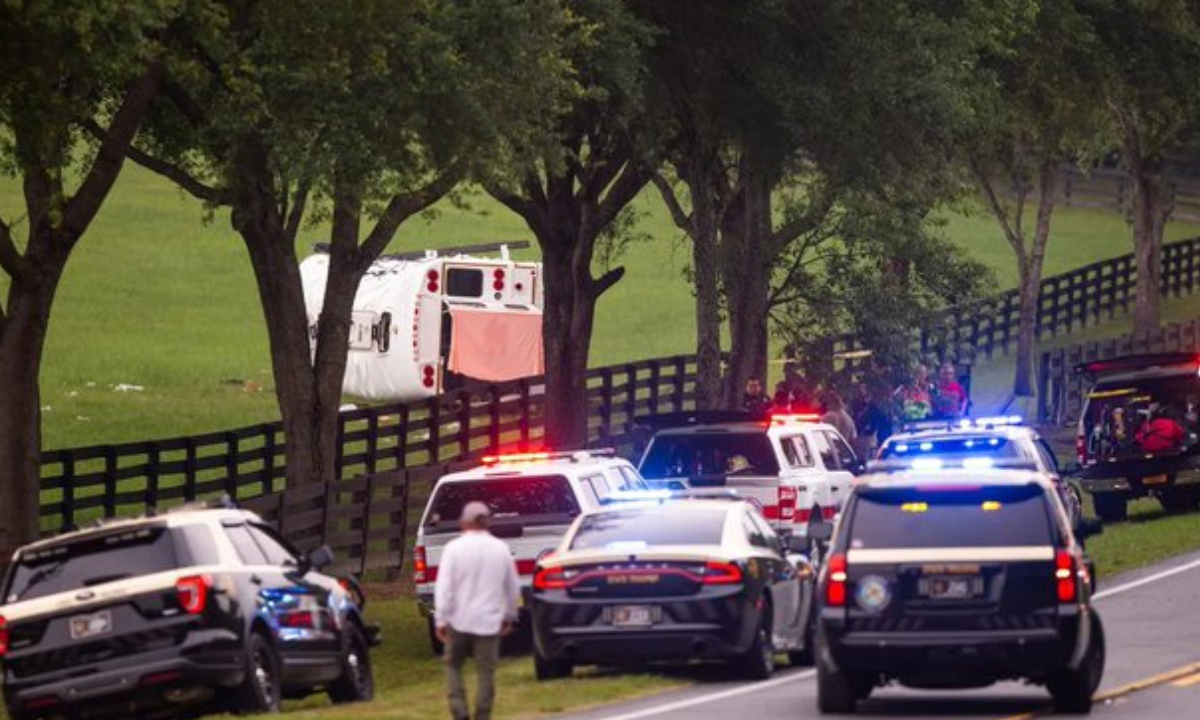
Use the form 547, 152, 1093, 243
1081, 0, 1200, 329
969, 3, 1105, 396
131, 0, 566, 492
0, 2, 182, 561
488, 0, 659, 448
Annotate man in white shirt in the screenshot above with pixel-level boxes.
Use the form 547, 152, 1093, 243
435, 501, 520, 720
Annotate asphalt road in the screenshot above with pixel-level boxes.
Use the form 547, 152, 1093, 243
557, 548, 1200, 720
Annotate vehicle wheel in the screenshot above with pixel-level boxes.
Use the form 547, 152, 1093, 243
231, 631, 282, 714
1092, 493, 1127, 523
735, 605, 776, 680
328, 624, 375, 704
788, 617, 816, 667
427, 616, 444, 655
816, 657, 857, 714
1047, 614, 1105, 714
533, 651, 573, 681
1158, 486, 1200, 514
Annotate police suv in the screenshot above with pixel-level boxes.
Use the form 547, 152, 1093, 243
0, 506, 377, 720
813, 467, 1104, 714
637, 413, 862, 539
413, 449, 648, 652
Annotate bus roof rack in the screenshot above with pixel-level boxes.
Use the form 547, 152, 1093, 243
312, 240, 531, 261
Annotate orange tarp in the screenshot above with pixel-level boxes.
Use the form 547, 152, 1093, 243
447, 306, 544, 382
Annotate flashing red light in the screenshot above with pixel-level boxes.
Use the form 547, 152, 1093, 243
414, 545, 428, 584
778, 486, 797, 522
826, 553, 848, 606
1056, 550, 1077, 603
481, 451, 552, 466
0, 615, 8, 658
771, 413, 821, 425
175, 575, 211, 615
702, 561, 743, 586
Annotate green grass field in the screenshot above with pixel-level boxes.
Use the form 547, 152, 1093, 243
3, 165, 1199, 450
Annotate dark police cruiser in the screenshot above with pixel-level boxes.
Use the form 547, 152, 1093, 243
0, 506, 378, 720
813, 468, 1105, 714
531, 496, 818, 680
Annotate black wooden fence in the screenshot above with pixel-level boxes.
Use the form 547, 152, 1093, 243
1059, 166, 1200, 222
38, 355, 700, 567
830, 236, 1200, 371
1037, 316, 1200, 425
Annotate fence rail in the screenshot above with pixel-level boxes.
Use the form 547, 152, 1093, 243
1060, 166, 1200, 222
1037, 316, 1200, 425
830, 236, 1200, 372
39, 355, 700, 554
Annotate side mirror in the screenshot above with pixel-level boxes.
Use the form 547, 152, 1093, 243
808, 521, 835, 543
307, 544, 335, 571
1076, 517, 1104, 540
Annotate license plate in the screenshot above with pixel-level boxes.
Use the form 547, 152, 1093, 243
69, 610, 113, 640
1143, 474, 1169, 486
610, 605, 656, 627
921, 576, 984, 600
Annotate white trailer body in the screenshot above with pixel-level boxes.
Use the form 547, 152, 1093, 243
299, 246, 543, 402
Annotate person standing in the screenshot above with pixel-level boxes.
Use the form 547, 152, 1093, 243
435, 501, 520, 720
742, 376, 773, 417
894, 363, 933, 423
820, 390, 858, 443
932, 362, 968, 420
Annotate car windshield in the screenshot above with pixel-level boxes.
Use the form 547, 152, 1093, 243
423, 475, 580, 533
569, 507, 729, 550
1083, 373, 1200, 459
848, 484, 1053, 549
880, 435, 1024, 463
639, 432, 780, 479
5, 526, 181, 603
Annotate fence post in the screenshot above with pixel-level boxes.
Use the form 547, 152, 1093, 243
104, 447, 117, 519
599, 368, 614, 446
223, 432, 238, 500
263, 426, 277, 495
427, 396, 441, 463
673, 356, 686, 411
365, 412, 379, 476
625, 363, 638, 438
518, 379, 531, 450
648, 361, 662, 415
488, 385, 502, 454
457, 389, 472, 459
183, 437, 197, 503
1037, 351, 1051, 424
146, 443, 162, 511
61, 453, 75, 532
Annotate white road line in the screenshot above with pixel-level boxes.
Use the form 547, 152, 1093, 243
590, 669, 816, 720
1093, 557, 1200, 600
582, 555, 1200, 720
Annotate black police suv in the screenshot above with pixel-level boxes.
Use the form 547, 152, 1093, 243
813, 469, 1105, 714
0, 507, 377, 720
531, 498, 818, 681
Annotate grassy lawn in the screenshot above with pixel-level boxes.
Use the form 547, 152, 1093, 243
3, 165, 1200, 451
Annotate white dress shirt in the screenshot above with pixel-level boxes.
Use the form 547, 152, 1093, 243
434, 530, 521, 636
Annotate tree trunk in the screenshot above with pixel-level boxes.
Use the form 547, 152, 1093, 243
679, 158, 723, 410
1013, 164, 1055, 397
720, 170, 772, 408
539, 238, 595, 450
1130, 163, 1169, 330
0, 275, 59, 563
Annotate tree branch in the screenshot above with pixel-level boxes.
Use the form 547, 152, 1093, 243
652, 172, 694, 235
971, 158, 1025, 263
0, 216, 34, 281
593, 265, 626, 299
62, 60, 166, 238
591, 159, 653, 236
360, 168, 463, 260
97, 129, 224, 204
284, 179, 311, 244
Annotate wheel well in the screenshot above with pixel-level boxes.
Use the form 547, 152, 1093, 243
249, 617, 274, 644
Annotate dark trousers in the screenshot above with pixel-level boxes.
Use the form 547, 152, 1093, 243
445, 629, 501, 720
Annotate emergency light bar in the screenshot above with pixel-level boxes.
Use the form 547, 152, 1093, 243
866, 458, 1039, 474
770, 413, 821, 425
1074, 353, 1200, 381
480, 448, 617, 466
599, 488, 757, 505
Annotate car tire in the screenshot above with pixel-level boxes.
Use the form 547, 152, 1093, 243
788, 617, 816, 667
816, 657, 857, 714
427, 617, 444, 655
533, 651, 573, 681
231, 631, 282, 715
1092, 493, 1127, 523
328, 624, 375, 704
735, 605, 775, 680
1048, 614, 1105, 714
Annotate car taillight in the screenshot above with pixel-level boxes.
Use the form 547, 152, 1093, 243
1056, 550, 1077, 603
0, 615, 9, 658
175, 575, 211, 615
826, 553, 848, 606
533, 567, 568, 590
778, 486, 797, 521
414, 545, 428, 584
1076, 434, 1087, 463
701, 561, 743, 585
279, 611, 317, 629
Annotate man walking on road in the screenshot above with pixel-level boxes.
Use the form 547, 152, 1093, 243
435, 501, 520, 720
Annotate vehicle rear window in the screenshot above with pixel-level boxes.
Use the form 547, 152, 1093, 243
423, 475, 580, 533
639, 432, 780, 479
848, 484, 1053, 549
445, 267, 484, 298
1083, 374, 1200, 458
880, 435, 1024, 462
569, 507, 728, 550
4, 525, 186, 603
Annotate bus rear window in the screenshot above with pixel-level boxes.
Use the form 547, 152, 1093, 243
848, 484, 1053, 549
445, 268, 484, 298
424, 475, 580, 532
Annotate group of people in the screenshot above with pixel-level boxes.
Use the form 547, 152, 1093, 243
741, 360, 971, 455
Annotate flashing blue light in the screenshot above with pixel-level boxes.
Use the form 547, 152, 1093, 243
895, 443, 910, 453
973, 415, 1023, 427
964, 439, 975, 448
962, 457, 995, 470
912, 458, 944, 470
601, 489, 673, 504
919, 442, 934, 451
989, 438, 1000, 446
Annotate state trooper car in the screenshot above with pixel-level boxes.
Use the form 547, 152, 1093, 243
0, 505, 377, 720
413, 449, 648, 652
813, 467, 1105, 714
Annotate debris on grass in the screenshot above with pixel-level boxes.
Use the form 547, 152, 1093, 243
112, 383, 144, 393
